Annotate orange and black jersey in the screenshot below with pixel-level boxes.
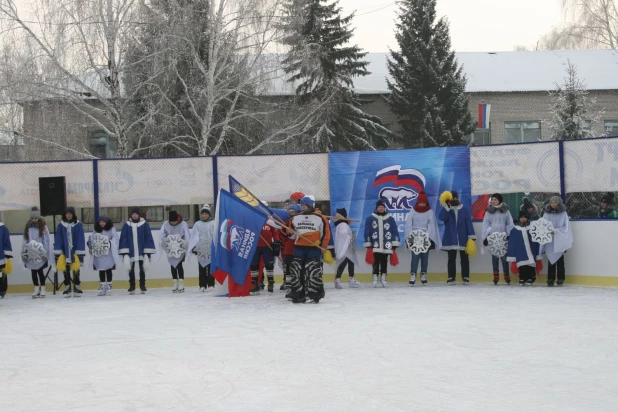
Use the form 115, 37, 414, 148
289, 212, 331, 250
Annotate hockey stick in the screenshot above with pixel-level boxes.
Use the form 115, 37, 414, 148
269, 214, 328, 252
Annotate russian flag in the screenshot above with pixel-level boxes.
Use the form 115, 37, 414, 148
478, 104, 491, 129
373, 165, 426, 192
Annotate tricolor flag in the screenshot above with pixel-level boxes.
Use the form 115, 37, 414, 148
478, 104, 491, 129
372, 165, 426, 192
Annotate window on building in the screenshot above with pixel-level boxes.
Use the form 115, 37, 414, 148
605, 120, 618, 137
505, 122, 541, 143
89, 130, 117, 159
81, 207, 123, 224
470, 127, 491, 145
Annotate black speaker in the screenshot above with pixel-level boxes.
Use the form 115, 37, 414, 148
39, 176, 67, 216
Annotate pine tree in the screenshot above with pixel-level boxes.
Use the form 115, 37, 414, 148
386, 0, 475, 148
547, 60, 598, 140
278, 0, 391, 152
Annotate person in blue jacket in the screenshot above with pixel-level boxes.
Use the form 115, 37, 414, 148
507, 210, 543, 286
54, 206, 86, 297
119, 207, 156, 294
364, 200, 400, 287
0, 218, 13, 298
439, 191, 476, 284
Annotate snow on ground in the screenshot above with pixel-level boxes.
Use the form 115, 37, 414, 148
1, 282, 618, 412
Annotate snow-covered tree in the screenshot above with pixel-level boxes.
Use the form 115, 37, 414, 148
278, 0, 391, 152
546, 60, 599, 140
386, 0, 475, 148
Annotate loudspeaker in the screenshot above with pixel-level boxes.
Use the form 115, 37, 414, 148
39, 176, 67, 216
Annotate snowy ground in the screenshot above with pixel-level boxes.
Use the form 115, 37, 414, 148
1, 282, 618, 412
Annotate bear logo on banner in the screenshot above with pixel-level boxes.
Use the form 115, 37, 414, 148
373, 165, 426, 211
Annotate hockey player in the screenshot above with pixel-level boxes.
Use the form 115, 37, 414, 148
119, 207, 156, 294
439, 191, 476, 285
280, 203, 301, 293
404, 191, 441, 286
507, 210, 543, 286
289, 192, 305, 205
89, 216, 120, 296
363, 200, 400, 288
250, 214, 280, 295
288, 196, 331, 303
334, 208, 361, 289
54, 206, 86, 297
0, 213, 13, 299
540, 196, 573, 286
23, 207, 53, 298
160, 211, 190, 293
189, 204, 215, 292
482, 193, 515, 285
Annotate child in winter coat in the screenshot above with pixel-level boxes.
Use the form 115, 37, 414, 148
159, 211, 190, 293
188, 204, 215, 292
482, 193, 514, 285
507, 210, 543, 286
540, 196, 573, 286
119, 207, 156, 294
364, 200, 400, 288
0, 214, 14, 298
439, 191, 476, 284
54, 206, 86, 298
334, 208, 361, 289
23, 207, 53, 298
88, 216, 120, 296
404, 191, 441, 286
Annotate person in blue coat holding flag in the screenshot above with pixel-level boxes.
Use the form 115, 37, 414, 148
119, 207, 156, 294
439, 191, 476, 284
54, 206, 86, 297
507, 210, 543, 286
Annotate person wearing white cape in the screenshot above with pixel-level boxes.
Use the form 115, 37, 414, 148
157, 211, 190, 293
404, 191, 441, 286
187, 204, 216, 292
540, 196, 573, 286
333, 208, 360, 289
88, 216, 121, 296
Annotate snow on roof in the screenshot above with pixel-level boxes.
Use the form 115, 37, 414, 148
265, 49, 618, 95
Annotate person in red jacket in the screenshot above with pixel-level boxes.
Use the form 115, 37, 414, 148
250, 215, 280, 295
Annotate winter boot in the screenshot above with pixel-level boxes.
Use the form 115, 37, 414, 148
380, 274, 387, 288
349, 277, 362, 288
178, 279, 185, 293
250, 279, 260, 296
172, 279, 179, 293
504, 274, 511, 285
493, 271, 499, 285
421, 273, 428, 285
409, 273, 416, 286
372, 274, 378, 288
98, 283, 107, 296
334, 278, 343, 289
32, 285, 40, 299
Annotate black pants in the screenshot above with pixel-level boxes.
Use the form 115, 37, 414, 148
283, 255, 293, 287
99, 269, 113, 282
519, 265, 536, 283
64, 270, 81, 285
548, 256, 565, 283
372, 253, 389, 275
198, 264, 214, 288
336, 258, 355, 279
171, 262, 184, 279
447, 250, 469, 280
31, 269, 45, 286
0, 273, 7, 296
129, 261, 145, 289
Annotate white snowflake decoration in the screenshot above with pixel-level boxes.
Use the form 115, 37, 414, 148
372, 221, 378, 229
21, 241, 47, 265
487, 232, 508, 257
407, 229, 430, 254
385, 241, 392, 250
373, 242, 379, 248
384, 223, 390, 231
193, 238, 211, 261
162, 234, 188, 259
385, 232, 392, 240
90, 233, 111, 258
530, 218, 554, 245
372, 232, 378, 239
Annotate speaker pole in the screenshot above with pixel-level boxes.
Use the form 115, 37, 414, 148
92, 159, 100, 222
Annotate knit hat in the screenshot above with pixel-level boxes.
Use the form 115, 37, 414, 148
376, 200, 386, 208
130, 207, 140, 216
518, 210, 530, 219
451, 191, 459, 199
601, 192, 615, 205
491, 193, 503, 204
200, 204, 211, 215
416, 191, 429, 204
168, 211, 179, 222
549, 196, 562, 205
30, 206, 41, 219
522, 197, 534, 210
335, 208, 347, 219
290, 192, 305, 201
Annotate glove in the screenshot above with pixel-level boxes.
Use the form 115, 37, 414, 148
483, 239, 488, 246
390, 250, 399, 266
510, 262, 519, 274
429, 240, 436, 250
272, 240, 281, 256
1, 258, 12, 275
536, 260, 543, 274
365, 248, 374, 265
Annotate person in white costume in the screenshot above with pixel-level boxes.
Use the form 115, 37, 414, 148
88, 216, 121, 296
188, 204, 216, 292
333, 208, 360, 289
404, 191, 441, 286
22, 207, 53, 298
158, 211, 190, 293
540, 196, 573, 286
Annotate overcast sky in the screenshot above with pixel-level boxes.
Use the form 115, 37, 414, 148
339, 0, 565, 52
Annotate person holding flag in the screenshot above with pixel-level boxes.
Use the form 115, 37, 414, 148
250, 203, 280, 295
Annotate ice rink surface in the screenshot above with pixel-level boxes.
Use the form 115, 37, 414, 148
1, 282, 618, 412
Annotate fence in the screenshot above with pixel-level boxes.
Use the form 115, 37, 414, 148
1, 137, 617, 234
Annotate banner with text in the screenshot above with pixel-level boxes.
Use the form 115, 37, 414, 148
564, 138, 618, 192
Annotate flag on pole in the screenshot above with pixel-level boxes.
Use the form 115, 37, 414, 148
478, 104, 491, 129
228, 175, 290, 224
210, 189, 268, 297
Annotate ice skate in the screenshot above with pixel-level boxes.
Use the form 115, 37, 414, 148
106, 283, 112, 295
349, 278, 362, 288
279, 283, 287, 292
380, 274, 387, 288
128, 287, 135, 295
259, 279, 265, 290
172, 279, 179, 293
63, 284, 72, 298
267, 280, 274, 293
493, 272, 499, 285
199, 287, 205, 292
504, 274, 511, 285
292, 296, 306, 304
177, 279, 185, 293
447, 278, 455, 285
519, 279, 525, 286
32, 286, 40, 299
250, 280, 260, 296
97, 283, 106, 296
557, 280, 564, 286
40, 286, 46, 298
140, 283, 147, 294
334, 278, 343, 289
372, 274, 378, 288
421, 273, 427, 285
73, 284, 83, 297
308, 298, 320, 304
547, 281, 555, 287
526, 278, 534, 286
463, 278, 470, 285
409, 273, 416, 286
207, 286, 214, 292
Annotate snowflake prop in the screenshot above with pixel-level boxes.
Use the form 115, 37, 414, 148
193, 238, 211, 262
162, 234, 188, 259
530, 218, 554, 245
407, 229, 430, 255
487, 232, 508, 257
90, 233, 111, 258
21, 241, 47, 265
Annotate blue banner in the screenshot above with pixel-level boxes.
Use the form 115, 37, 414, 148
329, 147, 471, 246
212, 189, 268, 285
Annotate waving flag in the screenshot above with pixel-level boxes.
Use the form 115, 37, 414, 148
478, 104, 491, 129
229, 175, 290, 224
211, 189, 268, 297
